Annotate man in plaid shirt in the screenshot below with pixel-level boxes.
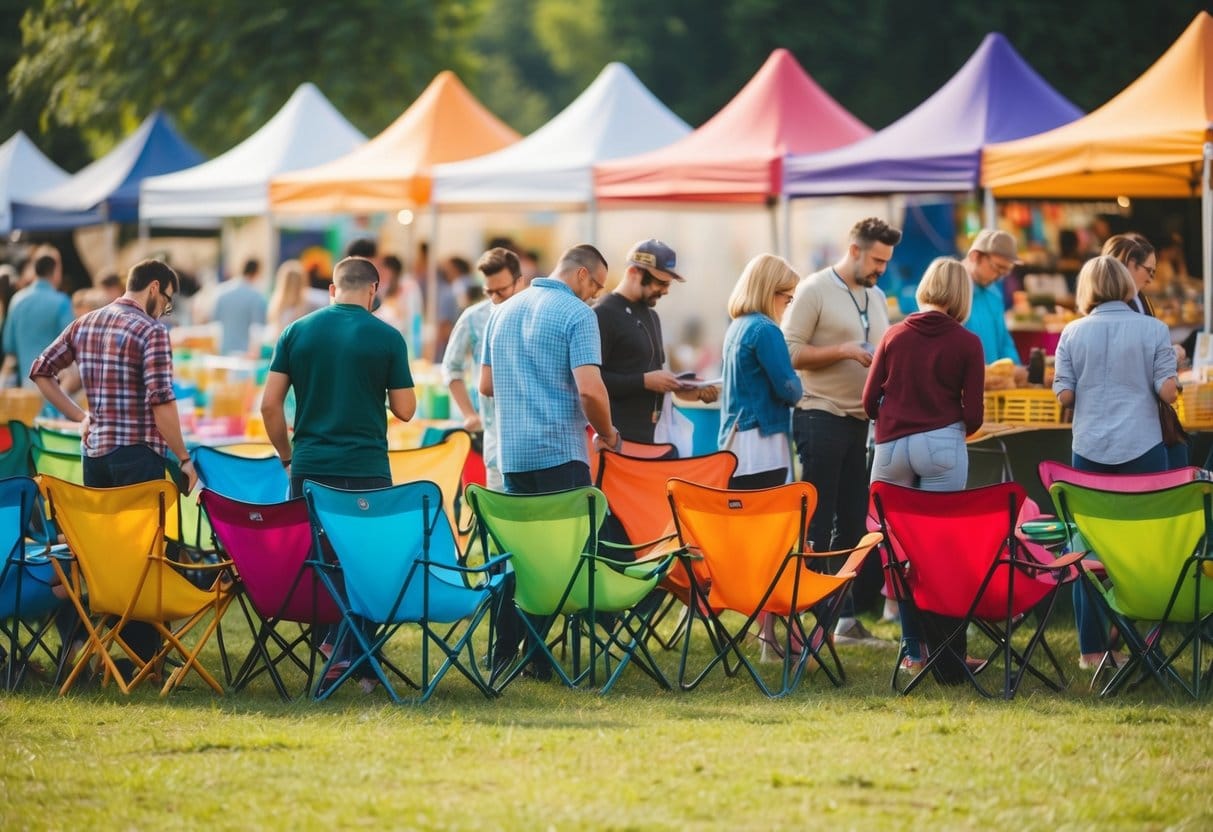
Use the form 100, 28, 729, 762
31, 259, 196, 678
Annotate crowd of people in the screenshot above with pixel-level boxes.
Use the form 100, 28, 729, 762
2, 213, 1191, 685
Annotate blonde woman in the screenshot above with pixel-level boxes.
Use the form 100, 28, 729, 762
719, 254, 803, 489
863, 257, 984, 490
266, 260, 313, 341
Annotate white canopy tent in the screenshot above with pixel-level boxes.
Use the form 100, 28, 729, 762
140, 82, 366, 222
0, 132, 69, 234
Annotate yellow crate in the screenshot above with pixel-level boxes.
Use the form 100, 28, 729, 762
991, 389, 1062, 425
982, 392, 1003, 423
1177, 383, 1213, 430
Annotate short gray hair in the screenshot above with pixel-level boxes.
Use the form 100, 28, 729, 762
332, 256, 379, 290
554, 244, 607, 277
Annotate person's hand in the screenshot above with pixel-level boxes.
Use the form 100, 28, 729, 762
180, 458, 198, 495
697, 384, 719, 404
592, 427, 622, 453
462, 413, 483, 433
79, 411, 91, 445
643, 370, 688, 393
845, 342, 874, 367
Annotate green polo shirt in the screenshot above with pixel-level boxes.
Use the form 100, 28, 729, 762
270, 303, 412, 480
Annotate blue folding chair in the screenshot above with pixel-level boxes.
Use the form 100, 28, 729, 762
303, 480, 507, 703
194, 446, 290, 504
0, 476, 69, 690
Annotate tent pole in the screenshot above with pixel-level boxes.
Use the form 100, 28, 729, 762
265, 211, 278, 276
779, 195, 791, 260
983, 188, 996, 228
1203, 142, 1212, 334
588, 195, 599, 245
426, 202, 440, 363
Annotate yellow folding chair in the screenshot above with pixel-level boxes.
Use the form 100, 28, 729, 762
38, 475, 234, 696
388, 431, 472, 542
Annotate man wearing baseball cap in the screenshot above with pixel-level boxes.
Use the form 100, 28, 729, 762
963, 229, 1028, 385
593, 239, 717, 446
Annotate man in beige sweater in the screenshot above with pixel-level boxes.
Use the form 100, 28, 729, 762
782, 217, 902, 646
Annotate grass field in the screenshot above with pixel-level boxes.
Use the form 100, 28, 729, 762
3, 612, 1211, 830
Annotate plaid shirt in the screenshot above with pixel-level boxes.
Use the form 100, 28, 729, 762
30, 297, 176, 458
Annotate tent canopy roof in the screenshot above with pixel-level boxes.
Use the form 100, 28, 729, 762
593, 48, 871, 204
982, 12, 1213, 198
140, 83, 365, 221
431, 62, 690, 207
0, 132, 69, 233
783, 33, 1082, 196
269, 71, 519, 213
12, 111, 203, 229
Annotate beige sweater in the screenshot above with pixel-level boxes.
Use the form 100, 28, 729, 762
781, 266, 889, 419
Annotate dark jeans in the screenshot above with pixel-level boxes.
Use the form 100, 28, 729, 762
793, 410, 879, 616
494, 460, 593, 671
79, 445, 172, 667
729, 468, 788, 490
290, 474, 392, 674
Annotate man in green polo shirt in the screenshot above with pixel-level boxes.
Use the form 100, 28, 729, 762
261, 254, 415, 691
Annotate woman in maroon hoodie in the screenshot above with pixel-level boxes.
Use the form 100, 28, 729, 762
863, 257, 985, 489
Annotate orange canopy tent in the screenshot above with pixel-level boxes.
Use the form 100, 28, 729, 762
269, 71, 519, 213
981, 12, 1213, 328
593, 48, 871, 205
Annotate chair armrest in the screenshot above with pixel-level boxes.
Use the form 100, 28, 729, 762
599, 535, 676, 555
582, 550, 676, 581
798, 531, 883, 578
421, 553, 511, 574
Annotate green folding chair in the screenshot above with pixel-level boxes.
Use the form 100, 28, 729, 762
31, 446, 83, 485
0, 421, 34, 478
465, 485, 677, 694
34, 425, 82, 455
1050, 479, 1213, 698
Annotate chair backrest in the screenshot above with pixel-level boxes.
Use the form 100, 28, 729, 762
666, 479, 823, 614
199, 489, 339, 624
465, 484, 611, 616
584, 426, 676, 481
304, 480, 460, 622
597, 449, 737, 550
31, 445, 83, 484
0, 421, 33, 478
38, 475, 210, 620
870, 481, 1056, 620
0, 476, 59, 620
388, 431, 471, 534
1049, 479, 1213, 621
206, 442, 276, 458
1038, 460, 1202, 493
194, 446, 290, 504
34, 425, 82, 454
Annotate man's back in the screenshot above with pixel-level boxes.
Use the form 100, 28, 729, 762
4, 281, 72, 388
213, 282, 268, 354
270, 304, 411, 480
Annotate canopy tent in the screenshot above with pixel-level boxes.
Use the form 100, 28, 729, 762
593, 48, 871, 205
140, 83, 365, 222
431, 62, 689, 207
782, 33, 1082, 196
0, 132, 69, 233
11, 111, 204, 230
981, 12, 1213, 329
269, 71, 519, 214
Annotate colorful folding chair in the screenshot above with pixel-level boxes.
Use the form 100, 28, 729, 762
33, 425, 82, 455
194, 445, 290, 504
465, 484, 677, 694
39, 475, 235, 696
1049, 479, 1213, 698
584, 425, 675, 482
388, 431, 472, 542
0, 421, 33, 478
667, 478, 880, 697
32, 445, 83, 484
199, 490, 340, 699
0, 476, 67, 690
304, 480, 506, 703
871, 481, 1083, 699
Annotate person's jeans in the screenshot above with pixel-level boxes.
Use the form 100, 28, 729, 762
290, 474, 392, 675
793, 410, 875, 618
80, 445, 173, 668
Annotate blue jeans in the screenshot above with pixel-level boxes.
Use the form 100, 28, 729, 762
503, 460, 591, 495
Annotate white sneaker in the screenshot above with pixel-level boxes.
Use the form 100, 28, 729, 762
832, 619, 895, 648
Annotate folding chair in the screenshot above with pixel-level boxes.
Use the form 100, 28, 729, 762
34, 425, 82, 455
1049, 479, 1213, 698
595, 449, 737, 648
0, 476, 68, 690
871, 481, 1083, 699
388, 431, 472, 543
199, 490, 340, 699
32, 445, 83, 484
194, 445, 290, 503
0, 421, 34, 478
465, 484, 676, 694
667, 478, 881, 697
38, 475, 235, 696
584, 425, 675, 482
304, 480, 506, 703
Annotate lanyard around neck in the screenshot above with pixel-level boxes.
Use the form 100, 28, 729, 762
833, 268, 870, 342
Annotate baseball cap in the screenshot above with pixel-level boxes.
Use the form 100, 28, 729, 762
967, 229, 1020, 262
626, 239, 684, 283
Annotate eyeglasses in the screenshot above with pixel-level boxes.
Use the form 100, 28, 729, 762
584, 267, 605, 293
775, 290, 795, 302
1140, 264, 1157, 278
987, 255, 1014, 277
485, 278, 519, 300
161, 295, 174, 317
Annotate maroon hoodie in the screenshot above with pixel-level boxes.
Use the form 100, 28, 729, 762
862, 310, 985, 443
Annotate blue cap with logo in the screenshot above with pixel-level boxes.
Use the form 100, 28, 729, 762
626, 239, 684, 283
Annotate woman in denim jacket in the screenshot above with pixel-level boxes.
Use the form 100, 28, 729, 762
718, 254, 803, 489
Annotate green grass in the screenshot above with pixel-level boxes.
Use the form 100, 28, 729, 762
3, 612, 1212, 830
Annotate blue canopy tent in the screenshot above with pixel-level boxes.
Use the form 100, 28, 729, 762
11, 111, 204, 230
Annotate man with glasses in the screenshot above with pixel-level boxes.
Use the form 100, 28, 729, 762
442, 247, 525, 490
593, 239, 718, 447
31, 259, 195, 680
963, 229, 1028, 384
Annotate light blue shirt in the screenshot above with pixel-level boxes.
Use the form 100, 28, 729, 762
213, 281, 268, 355
441, 298, 498, 474
482, 278, 600, 474
1052, 301, 1176, 464
3, 279, 73, 389
964, 280, 1020, 364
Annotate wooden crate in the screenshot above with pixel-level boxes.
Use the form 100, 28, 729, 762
1177, 383, 1213, 430
0, 389, 44, 426
990, 389, 1062, 425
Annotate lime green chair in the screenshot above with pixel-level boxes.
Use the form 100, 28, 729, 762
464, 485, 676, 694
32, 446, 83, 484
1049, 479, 1213, 698
34, 426, 82, 455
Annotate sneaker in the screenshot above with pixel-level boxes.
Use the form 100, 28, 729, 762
832, 619, 895, 648
1079, 650, 1126, 671
322, 660, 350, 684
898, 656, 925, 673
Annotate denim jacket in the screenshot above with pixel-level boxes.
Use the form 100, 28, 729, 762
719, 313, 803, 446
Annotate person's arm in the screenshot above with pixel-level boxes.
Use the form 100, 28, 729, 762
1154, 326, 1180, 405
260, 370, 292, 470
755, 321, 803, 407
33, 375, 85, 422
151, 401, 197, 494
442, 308, 481, 429
962, 341, 987, 433
28, 327, 78, 417
388, 387, 417, 422
572, 364, 619, 450
781, 283, 872, 370
1052, 332, 1075, 408
478, 364, 493, 398
861, 340, 886, 420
